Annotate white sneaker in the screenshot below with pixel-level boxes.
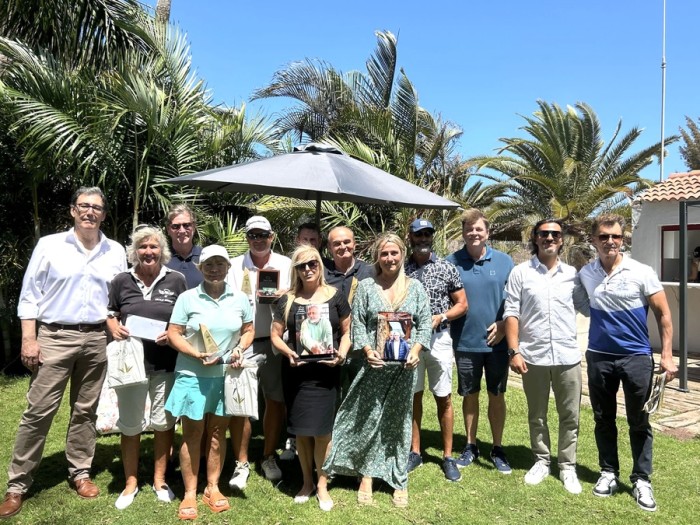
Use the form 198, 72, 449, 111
280, 438, 297, 461
560, 469, 582, 494
524, 461, 550, 485
229, 461, 250, 490
593, 471, 619, 497
261, 456, 282, 481
632, 479, 657, 512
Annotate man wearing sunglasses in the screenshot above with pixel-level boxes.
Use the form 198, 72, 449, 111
165, 203, 203, 289
227, 216, 291, 487
578, 213, 677, 512
1, 187, 126, 519
503, 219, 588, 494
404, 219, 467, 482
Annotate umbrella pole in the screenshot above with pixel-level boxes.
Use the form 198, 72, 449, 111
315, 196, 321, 229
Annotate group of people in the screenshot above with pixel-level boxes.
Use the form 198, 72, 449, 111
0, 186, 678, 520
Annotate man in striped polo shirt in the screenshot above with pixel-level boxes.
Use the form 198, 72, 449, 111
578, 214, 677, 512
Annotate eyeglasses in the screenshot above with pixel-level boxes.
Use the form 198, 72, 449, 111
170, 222, 193, 231
246, 232, 271, 240
535, 230, 562, 239
597, 234, 623, 242
412, 230, 434, 238
295, 260, 320, 271
74, 203, 104, 213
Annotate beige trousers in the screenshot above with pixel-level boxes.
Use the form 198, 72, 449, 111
6, 324, 107, 493
521, 362, 582, 469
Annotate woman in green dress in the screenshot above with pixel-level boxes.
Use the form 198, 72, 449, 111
323, 233, 431, 508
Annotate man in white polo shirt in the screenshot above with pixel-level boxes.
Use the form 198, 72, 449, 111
0, 187, 126, 519
227, 216, 291, 488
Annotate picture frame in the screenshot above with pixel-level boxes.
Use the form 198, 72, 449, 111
376, 311, 412, 362
294, 303, 336, 361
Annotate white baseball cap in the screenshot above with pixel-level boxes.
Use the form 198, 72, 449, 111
199, 244, 230, 264
245, 215, 272, 232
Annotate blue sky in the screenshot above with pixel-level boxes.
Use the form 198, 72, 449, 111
146, 1, 698, 181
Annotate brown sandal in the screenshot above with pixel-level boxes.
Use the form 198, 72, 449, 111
202, 488, 230, 513
392, 489, 408, 508
178, 496, 198, 520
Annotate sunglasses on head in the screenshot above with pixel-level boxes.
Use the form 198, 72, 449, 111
295, 260, 319, 271
597, 233, 623, 242
170, 222, 193, 231
535, 230, 562, 239
246, 232, 271, 240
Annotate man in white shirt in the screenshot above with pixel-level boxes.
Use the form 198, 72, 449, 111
0, 187, 126, 519
504, 219, 588, 495
227, 216, 291, 488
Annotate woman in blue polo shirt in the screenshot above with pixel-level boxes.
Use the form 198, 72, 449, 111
166, 245, 254, 520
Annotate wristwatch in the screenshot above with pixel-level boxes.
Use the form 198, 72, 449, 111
507, 348, 519, 358
440, 313, 448, 324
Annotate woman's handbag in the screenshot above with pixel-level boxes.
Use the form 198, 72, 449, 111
106, 336, 148, 389
224, 362, 259, 419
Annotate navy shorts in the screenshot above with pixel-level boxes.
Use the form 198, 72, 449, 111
455, 350, 509, 395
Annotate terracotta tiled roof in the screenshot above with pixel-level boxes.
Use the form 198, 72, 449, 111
637, 171, 700, 202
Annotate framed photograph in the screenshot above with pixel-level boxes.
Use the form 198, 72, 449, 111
257, 269, 281, 303
376, 312, 412, 362
294, 303, 335, 361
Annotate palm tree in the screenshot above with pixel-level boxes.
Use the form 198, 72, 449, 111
252, 30, 474, 244
472, 100, 678, 252
0, 0, 148, 69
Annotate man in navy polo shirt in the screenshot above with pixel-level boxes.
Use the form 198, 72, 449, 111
446, 208, 514, 474
579, 213, 677, 512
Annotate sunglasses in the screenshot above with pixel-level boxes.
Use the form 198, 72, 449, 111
597, 234, 623, 242
535, 230, 562, 239
412, 230, 434, 238
295, 260, 320, 271
170, 222, 193, 231
74, 203, 105, 213
246, 232, 271, 240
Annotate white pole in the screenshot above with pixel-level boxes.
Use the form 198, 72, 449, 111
660, 0, 667, 182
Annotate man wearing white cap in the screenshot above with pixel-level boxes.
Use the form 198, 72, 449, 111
227, 216, 291, 487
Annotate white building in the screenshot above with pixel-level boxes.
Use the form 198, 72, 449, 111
631, 171, 700, 352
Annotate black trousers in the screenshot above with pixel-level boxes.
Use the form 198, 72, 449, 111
586, 351, 654, 483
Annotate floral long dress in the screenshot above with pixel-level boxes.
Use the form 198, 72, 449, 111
322, 277, 431, 489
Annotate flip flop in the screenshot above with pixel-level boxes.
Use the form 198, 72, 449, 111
202, 488, 230, 513
178, 496, 197, 520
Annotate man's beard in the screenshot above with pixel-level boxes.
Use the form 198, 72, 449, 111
412, 244, 432, 255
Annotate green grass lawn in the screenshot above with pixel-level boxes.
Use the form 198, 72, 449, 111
1, 373, 698, 524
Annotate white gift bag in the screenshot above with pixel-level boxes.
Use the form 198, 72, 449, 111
106, 336, 148, 389
224, 363, 259, 419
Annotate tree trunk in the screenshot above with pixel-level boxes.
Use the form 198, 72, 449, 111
155, 0, 171, 25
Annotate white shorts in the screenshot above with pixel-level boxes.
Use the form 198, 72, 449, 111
116, 372, 176, 435
414, 330, 453, 397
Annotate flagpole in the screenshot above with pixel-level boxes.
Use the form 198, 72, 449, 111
660, 0, 667, 182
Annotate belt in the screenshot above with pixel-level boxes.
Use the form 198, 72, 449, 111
253, 336, 271, 342
43, 322, 106, 333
